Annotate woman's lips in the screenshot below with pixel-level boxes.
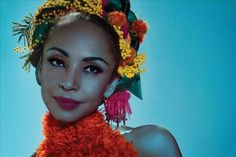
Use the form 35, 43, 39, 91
54, 96, 81, 111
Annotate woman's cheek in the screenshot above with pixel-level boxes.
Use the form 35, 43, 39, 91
44, 64, 63, 84
81, 75, 109, 100
41, 66, 62, 97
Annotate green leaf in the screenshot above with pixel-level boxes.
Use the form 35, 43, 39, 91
19, 53, 30, 59
12, 32, 22, 36
18, 34, 23, 43
12, 13, 33, 45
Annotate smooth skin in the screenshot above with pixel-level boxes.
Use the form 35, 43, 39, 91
123, 125, 183, 157
38, 14, 182, 157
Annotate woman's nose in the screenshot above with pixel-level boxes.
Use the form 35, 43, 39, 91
59, 69, 80, 91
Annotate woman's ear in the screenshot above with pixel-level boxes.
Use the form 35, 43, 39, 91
104, 77, 119, 98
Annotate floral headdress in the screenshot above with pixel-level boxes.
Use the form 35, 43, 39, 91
13, 0, 148, 126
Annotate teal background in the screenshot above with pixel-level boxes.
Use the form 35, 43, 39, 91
1, 0, 236, 156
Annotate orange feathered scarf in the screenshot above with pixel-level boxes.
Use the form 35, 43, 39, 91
35, 111, 138, 157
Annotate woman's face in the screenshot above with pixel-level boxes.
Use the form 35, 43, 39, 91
38, 19, 117, 122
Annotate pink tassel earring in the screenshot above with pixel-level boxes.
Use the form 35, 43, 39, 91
104, 90, 132, 127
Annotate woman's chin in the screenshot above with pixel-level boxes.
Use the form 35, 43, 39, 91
50, 110, 82, 123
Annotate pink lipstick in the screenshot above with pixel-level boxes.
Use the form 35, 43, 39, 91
54, 96, 80, 111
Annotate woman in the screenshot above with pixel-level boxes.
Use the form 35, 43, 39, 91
13, 0, 182, 156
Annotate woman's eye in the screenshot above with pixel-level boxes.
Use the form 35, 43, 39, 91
84, 65, 102, 74
48, 58, 64, 67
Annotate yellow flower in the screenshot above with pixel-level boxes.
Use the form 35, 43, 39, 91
14, 47, 20, 53
117, 52, 146, 78
14, 46, 28, 53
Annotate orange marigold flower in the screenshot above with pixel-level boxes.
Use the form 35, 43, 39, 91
131, 20, 148, 42
108, 11, 127, 26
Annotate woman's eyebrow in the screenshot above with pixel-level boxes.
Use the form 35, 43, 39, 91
83, 57, 109, 66
47, 47, 108, 66
47, 47, 69, 57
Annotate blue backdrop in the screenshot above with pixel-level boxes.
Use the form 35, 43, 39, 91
1, 0, 236, 156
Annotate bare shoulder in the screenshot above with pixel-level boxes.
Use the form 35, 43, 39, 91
124, 125, 182, 157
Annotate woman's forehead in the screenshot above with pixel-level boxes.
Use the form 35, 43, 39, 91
49, 19, 114, 44
44, 20, 116, 59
